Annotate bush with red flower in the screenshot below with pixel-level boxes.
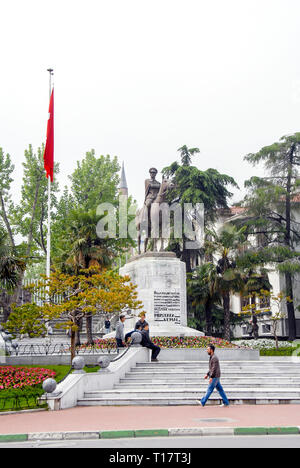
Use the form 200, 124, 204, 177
0, 366, 56, 391
79, 336, 244, 350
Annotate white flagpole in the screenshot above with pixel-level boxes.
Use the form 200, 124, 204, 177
46, 68, 53, 278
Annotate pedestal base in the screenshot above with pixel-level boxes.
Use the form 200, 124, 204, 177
117, 252, 204, 338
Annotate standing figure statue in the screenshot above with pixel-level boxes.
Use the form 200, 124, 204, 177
136, 168, 174, 254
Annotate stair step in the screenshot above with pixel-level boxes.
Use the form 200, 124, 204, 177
117, 382, 300, 388
77, 396, 300, 406
76, 359, 300, 407
125, 373, 300, 379
84, 388, 300, 399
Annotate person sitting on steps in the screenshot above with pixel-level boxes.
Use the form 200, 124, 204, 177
140, 324, 160, 362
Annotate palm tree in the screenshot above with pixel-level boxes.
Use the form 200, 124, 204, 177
241, 268, 271, 338
205, 225, 247, 341
0, 231, 26, 321
54, 209, 122, 345
188, 262, 221, 336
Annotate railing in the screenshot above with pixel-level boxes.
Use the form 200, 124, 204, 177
0, 391, 47, 412
5, 342, 121, 356
0, 344, 132, 412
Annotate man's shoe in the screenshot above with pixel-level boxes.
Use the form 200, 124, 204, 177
151, 358, 159, 362
220, 403, 229, 407
196, 400, 205, 407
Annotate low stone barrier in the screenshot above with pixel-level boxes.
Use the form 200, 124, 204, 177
5, 354, 119, 366
158, 348, 259, 361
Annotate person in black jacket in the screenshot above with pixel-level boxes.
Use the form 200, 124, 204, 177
125, 312, 148, 343
140, 324, 160, 362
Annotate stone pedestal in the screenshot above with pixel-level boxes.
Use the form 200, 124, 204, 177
119, 252, 204, 337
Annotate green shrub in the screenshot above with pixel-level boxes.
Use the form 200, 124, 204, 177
260, 347, 295, 356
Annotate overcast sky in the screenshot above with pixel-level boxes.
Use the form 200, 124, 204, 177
1, 0, 300, 207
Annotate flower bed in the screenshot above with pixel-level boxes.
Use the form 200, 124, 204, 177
151, 336, 240, 349
0, 366, 56, 390
231, 339, 292, 350
82, 336, 241, 350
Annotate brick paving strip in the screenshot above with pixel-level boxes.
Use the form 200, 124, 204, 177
0, 405, 300, 441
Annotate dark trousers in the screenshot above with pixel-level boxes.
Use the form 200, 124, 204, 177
147, 343, 160, 360
116, 338, 125, 348
125, 330, 134, 342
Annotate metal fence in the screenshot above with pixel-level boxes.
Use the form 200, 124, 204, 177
0, 343, 131, 412
0, 392, 47, 412
5, 341, 121, 356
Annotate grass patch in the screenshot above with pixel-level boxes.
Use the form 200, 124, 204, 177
0, 364, 79, 412
260, 347, 296, 356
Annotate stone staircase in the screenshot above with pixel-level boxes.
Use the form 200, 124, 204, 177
77, 360, 300, 406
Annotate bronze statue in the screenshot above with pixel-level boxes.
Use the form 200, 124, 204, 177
136, 168, 174, 254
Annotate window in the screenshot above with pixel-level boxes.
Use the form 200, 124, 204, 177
241, 295, 250, 311
262, 324, 271, 334
259, 295, 271, 310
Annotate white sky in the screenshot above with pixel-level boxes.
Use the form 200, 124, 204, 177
1, 0, 300, 207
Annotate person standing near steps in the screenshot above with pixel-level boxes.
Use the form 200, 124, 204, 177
198, 344, 230, 407
115, 315, 126, 348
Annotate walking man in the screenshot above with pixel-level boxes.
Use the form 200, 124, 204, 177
199, 344, 230, 407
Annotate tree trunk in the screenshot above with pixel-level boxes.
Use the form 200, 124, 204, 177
75, 320, 81, 347
86, 312, 94, 345
181, 236, 192, 274
284, 146, 297, 341
223, 292, 231, 342
0, 291, 12, 323
205, 299, 213, 337
70, 327, 76, 363
285, 272, 296, 341
250, 294, 259, 339
0, 192, 16, 249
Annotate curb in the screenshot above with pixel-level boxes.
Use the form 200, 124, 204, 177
0, 426, 300, 442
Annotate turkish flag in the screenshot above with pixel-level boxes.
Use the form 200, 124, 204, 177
44, 88, 54, 182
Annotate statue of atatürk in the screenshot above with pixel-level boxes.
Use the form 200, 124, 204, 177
144, 167, 161, 210
136, 167, 174, 254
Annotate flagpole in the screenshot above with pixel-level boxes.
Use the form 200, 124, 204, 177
46, 68, 53, 278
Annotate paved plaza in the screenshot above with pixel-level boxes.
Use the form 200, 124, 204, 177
1, 404, 300, 436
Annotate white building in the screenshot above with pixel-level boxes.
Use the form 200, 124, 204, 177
217, 201, 300, 339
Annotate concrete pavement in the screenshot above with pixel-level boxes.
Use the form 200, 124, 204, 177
1, 404, 300, 438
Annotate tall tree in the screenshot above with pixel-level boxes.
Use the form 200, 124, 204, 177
70, 150, 120, 211
53, 207, 135, 344
162, 146, 238, 272
187, 262, 221, 336
177, 145, 200, 166
205, 225, 246, 341
11, 144, 59, 257
0, 148, 15, 249
242, 132, 300, 340
0, 144, 59, 320
5, 267, 143, 362
0, 230, 26, 321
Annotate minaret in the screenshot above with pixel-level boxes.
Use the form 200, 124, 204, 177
119, 161, 128, 196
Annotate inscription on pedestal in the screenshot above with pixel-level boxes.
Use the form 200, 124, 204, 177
153, 290, 181, 325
